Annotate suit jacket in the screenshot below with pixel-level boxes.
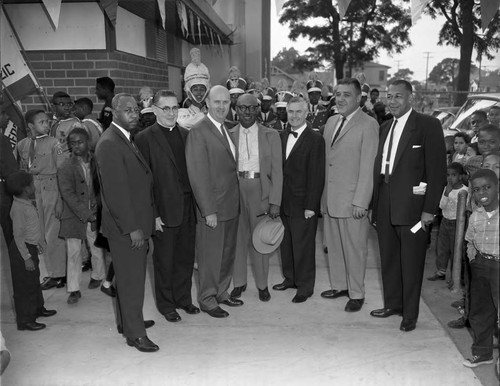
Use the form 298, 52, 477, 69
186, 115, 239, 221
228, 122, 283, 211
58, 155, 96, 239
372, 110, 446, 225
322, 109, 379, 218
273, 120, 287, 132
135, 123, 191, 228
280, 124, 325, 217
94, 124, 155, 238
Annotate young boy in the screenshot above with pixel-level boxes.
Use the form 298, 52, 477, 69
73, 98, 102, 150
49, 91, 80, 159
16, 110, 66, 290
6, 171, 57, 331
428, 163, 468, 281
451, 132, 470, 164
483, 153, 499, 178
465, 124, 500, 176
58, 128, 106, 304
462, 169, 499, 368
469, 110, 488, 143
487, 105, 500, 126
95, 77, 115, 130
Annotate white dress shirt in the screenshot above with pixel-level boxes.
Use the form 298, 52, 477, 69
113, 122, 131, 141
208, 113, 236, 159
285, 123, 307, 159
380, 108, 412, 175
238, 122, 260, 172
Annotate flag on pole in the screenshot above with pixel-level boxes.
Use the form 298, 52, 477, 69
337, 0, 352, 19
41, 0, 62, 30
480, 0, 500, 31
157, 0, 166, 29
410, 0, 431, 25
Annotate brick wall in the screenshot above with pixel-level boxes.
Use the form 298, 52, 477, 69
23, 50, 170, 117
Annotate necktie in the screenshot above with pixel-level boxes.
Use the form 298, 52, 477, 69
331, 116, 346, 146
288, 130, 298, 138
384, 119, 398, 183
244, 128, 250, 159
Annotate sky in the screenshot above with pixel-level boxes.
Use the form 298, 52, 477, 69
270, 2, 499, 82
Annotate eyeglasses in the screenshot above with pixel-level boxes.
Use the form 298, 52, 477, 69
54, 102, 74, 108
236, 105, 258, 113
155, 105, 179, 113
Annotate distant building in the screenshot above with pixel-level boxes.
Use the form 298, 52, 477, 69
351, 61, 391, 90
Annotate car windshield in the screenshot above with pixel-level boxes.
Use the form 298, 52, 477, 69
450, 96, 500, 132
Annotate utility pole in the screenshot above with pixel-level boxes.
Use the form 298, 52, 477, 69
395, 60, 401, 72
424, 52, 433, 91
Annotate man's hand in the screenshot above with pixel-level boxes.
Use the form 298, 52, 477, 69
304, 210, 315, 219
24, 257, 35, 271
205, 213, 217, 229
421, 212, 435, 232
155, 217, 165, 232
55, 199, 63, 219
352, 205, 368, 219
129, 229, 145, 249
268, 204, 280, 219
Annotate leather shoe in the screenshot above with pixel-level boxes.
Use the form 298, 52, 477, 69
400, 318, 417, 332
17, 322, 46, 331
100, 284, 116, 297
204, 306, 229, 318
258, 287, 271, 302
164, 311, 182, 322
220, 297, 244, 307
126, 336, 159, 353
40, 277, 58, 290
345, 298, 364, 312
370, 308, 403, 318
67, 291, 81, 304
292, 294, 311, 303
321, 289, 349, 299
88, 278, 102, 289
230, 284, 247, 298
118, 320, 155, 334
178, 304, 200, 314
272, 281, 296, 291
38, 308, 57, 317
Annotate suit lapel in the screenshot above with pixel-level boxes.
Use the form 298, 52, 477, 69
151, 123, 179, 172
287, 126, 310, 161
228, 124, 240, 162
335, 109, 362, 143
393, 110, 417, 170
110, 124, 150, 171
325, 114, 340, 149
206, 117, 235, 161
71, 156, 86, 182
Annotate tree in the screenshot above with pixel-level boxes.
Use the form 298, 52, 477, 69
428, 58, 460, 89
388, 68, 414, 83
425, 0, 500, 105
271, 47, 319, 73
279, 0, 412, 80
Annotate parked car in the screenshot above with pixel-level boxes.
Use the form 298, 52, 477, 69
431, 107, 460, 136
449, 93, 500, 136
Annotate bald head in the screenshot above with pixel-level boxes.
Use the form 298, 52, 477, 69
206, 85, 230, 123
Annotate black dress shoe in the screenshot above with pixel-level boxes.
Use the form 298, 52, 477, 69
292, 294, 311, 303
258, 287, 271, 302
230, 284, 247, 298
178, 304, 200, 314
40, 277, 58, 290
38, 308, 57, 317
321, 289, 349, 299
100, 285, 116, 297
17, 322, 46, 331
400, 318, 417, 332
204, 306, 229, 318
272, 281, 296, 291
370, 308, 403, 318
164, 311, 182, 322
118, 320, 155, 334
126, 336, 159, 353
220, 297, 244, 307
55, 277, 66, 288
345, 298, 364, 312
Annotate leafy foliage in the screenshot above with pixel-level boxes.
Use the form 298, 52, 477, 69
271, 47, 319, 73
388, 68, 414, 83
427, 58, 460, 88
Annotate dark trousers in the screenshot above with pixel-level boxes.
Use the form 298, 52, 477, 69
8, 242, 44, 324
152, 194, 195, 314
436, 218, 456, 274
376, 181, 428, 320
0, 185, 13, 245
469, 255, 499, 358
108, 235, 148, 339
280, 214, 318, 296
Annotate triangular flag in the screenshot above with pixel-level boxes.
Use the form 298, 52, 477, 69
410, 0, 431, 25
157, 0, 166, 30
337, 0, 352, 19
41, 0, 62, 30
98, 0, 118, 27
481, 0, 500, 31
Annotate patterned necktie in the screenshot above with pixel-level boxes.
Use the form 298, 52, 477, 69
331, 116, 346, 146
384, 119, 398, 183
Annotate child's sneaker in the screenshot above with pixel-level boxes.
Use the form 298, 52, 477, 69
463, 355, 493, 368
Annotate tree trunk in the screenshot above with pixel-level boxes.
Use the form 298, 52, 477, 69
336, 58, 345, 80
454, 0, 474, 106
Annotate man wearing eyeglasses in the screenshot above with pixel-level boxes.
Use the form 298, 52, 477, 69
135, 90, 199, 324
50, 91, 79, 159
228, 94, 282, 302
186, 85, 241, 318
95, 94, 158, 352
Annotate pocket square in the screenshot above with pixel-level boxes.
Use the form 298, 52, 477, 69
412, 145, 422, 149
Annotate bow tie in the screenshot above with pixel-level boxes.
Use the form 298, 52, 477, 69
288, 130, 298, 138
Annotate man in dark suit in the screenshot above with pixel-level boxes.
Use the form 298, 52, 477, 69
186, 85, 241, 318
94, 94, 158, 352
273, 96, 325, 303
228, 93, 282, 302
370, 80, 446, 332
135, 90, 199, 324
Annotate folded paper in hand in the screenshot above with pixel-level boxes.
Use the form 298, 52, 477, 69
413, 182, 427, 195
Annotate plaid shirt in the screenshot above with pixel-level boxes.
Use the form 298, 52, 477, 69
465, 206, 499, 262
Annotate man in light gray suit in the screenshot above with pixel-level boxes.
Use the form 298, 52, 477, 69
320, 78, 379, 312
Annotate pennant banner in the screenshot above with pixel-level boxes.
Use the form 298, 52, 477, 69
410, 0, 431, 25
1, 12, 39, 101
337, 0, 352, 19
177, 0, 189, 37
481, 0, 500, 31
157, 0, 166, 30
41, 0, 62, 30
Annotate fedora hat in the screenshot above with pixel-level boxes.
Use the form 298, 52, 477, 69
252, 216, 285, 254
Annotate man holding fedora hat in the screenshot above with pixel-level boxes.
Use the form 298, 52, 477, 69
229, 93, 283, 302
